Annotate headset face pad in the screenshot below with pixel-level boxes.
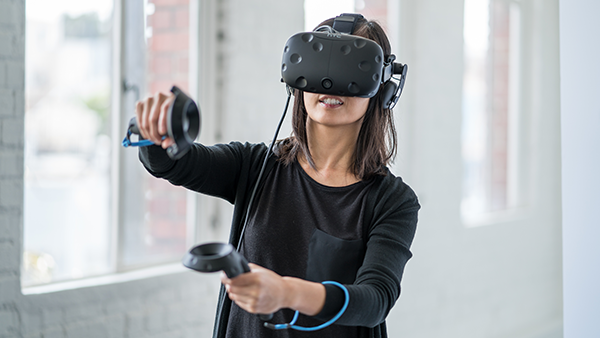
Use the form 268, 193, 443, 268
281, 31, 386, 98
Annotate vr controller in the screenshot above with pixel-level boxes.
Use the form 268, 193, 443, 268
182, 242, 274, 321
122, 86, 201, 160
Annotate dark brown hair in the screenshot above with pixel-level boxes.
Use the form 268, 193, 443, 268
278, 17, 398, 180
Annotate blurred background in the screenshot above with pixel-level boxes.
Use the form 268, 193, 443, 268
1, 0, 596, 337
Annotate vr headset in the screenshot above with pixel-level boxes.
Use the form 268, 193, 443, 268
281, 13, 407, 109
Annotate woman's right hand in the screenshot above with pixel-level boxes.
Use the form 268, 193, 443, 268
135, 91, 176, 149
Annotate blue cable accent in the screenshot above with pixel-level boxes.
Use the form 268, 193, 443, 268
264, 281, 349, 331
122, 130, 165, 148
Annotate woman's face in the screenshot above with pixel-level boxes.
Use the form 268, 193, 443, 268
303, 92, 370, 128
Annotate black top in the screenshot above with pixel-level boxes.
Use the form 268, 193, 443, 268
139, 142, 420, 338
226, 160, 374, 338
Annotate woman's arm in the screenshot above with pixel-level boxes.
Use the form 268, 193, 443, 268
139, 142, 248, 203
134, 93, 274, 204
332, 176, 419, 327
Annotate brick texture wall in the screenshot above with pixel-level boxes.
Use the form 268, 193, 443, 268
143, 0, 191, 262
147, 0, 190, 94
489, 0, 510, 211
1, 0, 26, 335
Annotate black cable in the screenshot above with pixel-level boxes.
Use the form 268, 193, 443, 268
214, 90, 292, 335
236, 89, 293, 251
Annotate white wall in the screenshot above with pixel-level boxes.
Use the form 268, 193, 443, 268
559, 1, 600, 337
387, 1, 563, 337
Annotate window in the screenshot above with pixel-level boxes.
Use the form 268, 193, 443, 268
461, 0, 523, 224
23, 0, 195, 287
23, 0, 114, 286
118, 0, 192, 270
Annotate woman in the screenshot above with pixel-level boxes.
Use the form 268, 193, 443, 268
136, 15, 419, 338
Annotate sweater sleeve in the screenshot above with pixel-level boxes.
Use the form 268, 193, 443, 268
138, 141, 267, 204
316, 175, 420, 327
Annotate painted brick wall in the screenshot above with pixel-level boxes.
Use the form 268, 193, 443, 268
143, 0, 191, 262
147, 0, 190, 94
0, 0, 26, 336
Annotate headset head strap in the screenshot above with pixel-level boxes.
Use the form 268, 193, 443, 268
332, 13, 364, 34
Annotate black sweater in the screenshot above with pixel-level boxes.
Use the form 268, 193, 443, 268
139, 141, 420, 338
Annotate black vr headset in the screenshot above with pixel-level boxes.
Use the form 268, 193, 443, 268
281, 13, 407, 109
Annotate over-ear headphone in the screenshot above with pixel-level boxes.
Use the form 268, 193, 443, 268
281, 13, 407, 109
381, 55, 408, 109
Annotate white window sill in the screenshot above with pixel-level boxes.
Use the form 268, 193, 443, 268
22, 263, 187, 295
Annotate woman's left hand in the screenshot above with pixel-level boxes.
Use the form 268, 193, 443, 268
221, 263, 290, 315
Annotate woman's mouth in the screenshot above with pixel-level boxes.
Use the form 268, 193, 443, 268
319, 97, 343, 107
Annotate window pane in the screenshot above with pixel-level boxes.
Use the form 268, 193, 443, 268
462, 0, 521, 219
119, 0, 190, 268
23, 0, 113, 286
462, 0, 491, 216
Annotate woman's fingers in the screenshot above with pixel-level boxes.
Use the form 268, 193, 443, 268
161, 137, 175, 149
226, 285, 264, 314
148, 92, 166, 143
139, 96, 154, 140
222, 273, 258, 311
134, 91, 175, 145
221, 264, 287, 315
158, 94, 174, 136
135, 100, 145, 137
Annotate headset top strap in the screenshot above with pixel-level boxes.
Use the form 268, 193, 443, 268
332, 13, 364, 34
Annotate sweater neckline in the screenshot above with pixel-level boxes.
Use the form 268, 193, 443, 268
292, 160, 370, 191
